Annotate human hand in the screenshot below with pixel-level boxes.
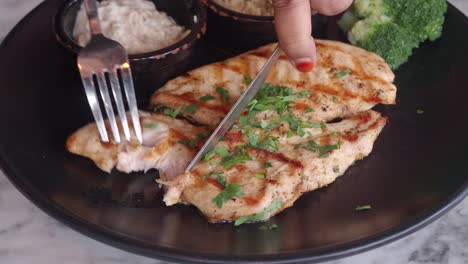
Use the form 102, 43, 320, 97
273, 0, 353, 72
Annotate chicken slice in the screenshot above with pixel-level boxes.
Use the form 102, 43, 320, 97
150, 40, 396, 127
66, 111, 209, 181
162, 110, 387, 223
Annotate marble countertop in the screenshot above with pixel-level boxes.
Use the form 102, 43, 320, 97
1, 1, 467, 263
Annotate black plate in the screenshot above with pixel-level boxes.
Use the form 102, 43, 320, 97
1, 1, 467, 263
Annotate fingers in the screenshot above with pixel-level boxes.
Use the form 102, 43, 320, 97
273, 0, 317, 72
310, 0, 353, 15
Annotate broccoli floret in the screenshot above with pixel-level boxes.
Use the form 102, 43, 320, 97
391, 0, 447, 42
354, 0, 393, 19
338, 0, 447, 69
353, 0, 447, 42
337, 10, 359, 32
349, 19, 419, 69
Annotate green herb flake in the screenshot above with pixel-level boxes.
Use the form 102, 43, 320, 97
297, 127, 306, 137
178, 139, 195, 148
204, 150, 216, 161
355, 205, 372, 211
304, 108, 314, 113
143, 123, 159, 129
222, 155, 252, 168
258, 136, 279, 152
248, 131, 259, 147
336, 69, 351, 79
259, 224, 279, 230
287, 130, 295, 138
216, 87, 230, 102
235, 199, 283, 226
264, 161, 272, 168
243, 76, 252, 84
216, 174, 227, 187
215, 146, 230, 159
196, 131, 210, 142
212, 183, 244, 208
255, 171, 267, 179
304, 140, 340, 158
185, 104, 198, 114
332, 96, 337, 103
200, 94, 216, 102
164, 105, 184, 119
239, 116, 248, 127
333, 166, 340, 173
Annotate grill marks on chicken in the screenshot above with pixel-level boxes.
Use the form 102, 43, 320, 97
150, 40, 396, 128
66, 111, 209, 181
162, 110, 387, 223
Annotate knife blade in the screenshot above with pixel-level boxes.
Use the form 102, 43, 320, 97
185, 45, 281, 172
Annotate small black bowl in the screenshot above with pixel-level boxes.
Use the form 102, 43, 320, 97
202, 0, 328, 53
54, 0, 207, 94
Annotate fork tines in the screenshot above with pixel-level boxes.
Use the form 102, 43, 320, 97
80, 64, 142, 144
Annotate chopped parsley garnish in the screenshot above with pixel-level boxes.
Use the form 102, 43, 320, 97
257, 136, 280, 152
355, 205, 372, 211
222, 154, 252, 168
212, 183, 244, 208
297, 127, 306, 137
200, 94, 216, 102
143, 123, 159, 129
304, 108, 314, 113
287, 131, 295, 138
216, 87, 230, 102
304, 140, 340, 158
215, 173, 227, 187
235, 199, 283, 226
260, 120, 279, 131
185, 104, 198, 113
204, 150, 216, 161
255, 171, 267, 179
243, 76, 252, 84
333, 166, 340, 173
336, 69, 351, 79
298, 90, 310, 98
264, 161, 272, 168
196, 131, 210, 142
239, 116, 248, 126
215, 146, 229, 159
247, 131, 259, 147
283, 115, 325, 136
178, 139, 195, 148
164, 105, 184, 119
332, 96, 337, 102
205, 146, 253, 168
259, 224, 279, 230
248, 84, 300, 115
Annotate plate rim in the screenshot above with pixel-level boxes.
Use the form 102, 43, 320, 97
1, 1, 467, 263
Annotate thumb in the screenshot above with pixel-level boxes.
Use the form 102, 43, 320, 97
273, 0, 317, 72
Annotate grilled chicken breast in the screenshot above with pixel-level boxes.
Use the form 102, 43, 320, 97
150, 40, 396, 128
67, 39, 396, 224
163, 110, 387, 223
66, 111, 209, 181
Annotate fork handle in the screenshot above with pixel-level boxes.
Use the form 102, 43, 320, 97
83, 0, 102, 36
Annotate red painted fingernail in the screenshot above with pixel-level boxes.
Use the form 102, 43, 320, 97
295, 59, 314, 73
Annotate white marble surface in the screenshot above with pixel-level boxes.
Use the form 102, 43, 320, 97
1, 1, 467, 263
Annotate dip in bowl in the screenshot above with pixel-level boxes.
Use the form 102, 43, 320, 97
55, 0, 207, 91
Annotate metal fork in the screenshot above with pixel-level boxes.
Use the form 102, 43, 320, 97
77, 0, 142, 144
